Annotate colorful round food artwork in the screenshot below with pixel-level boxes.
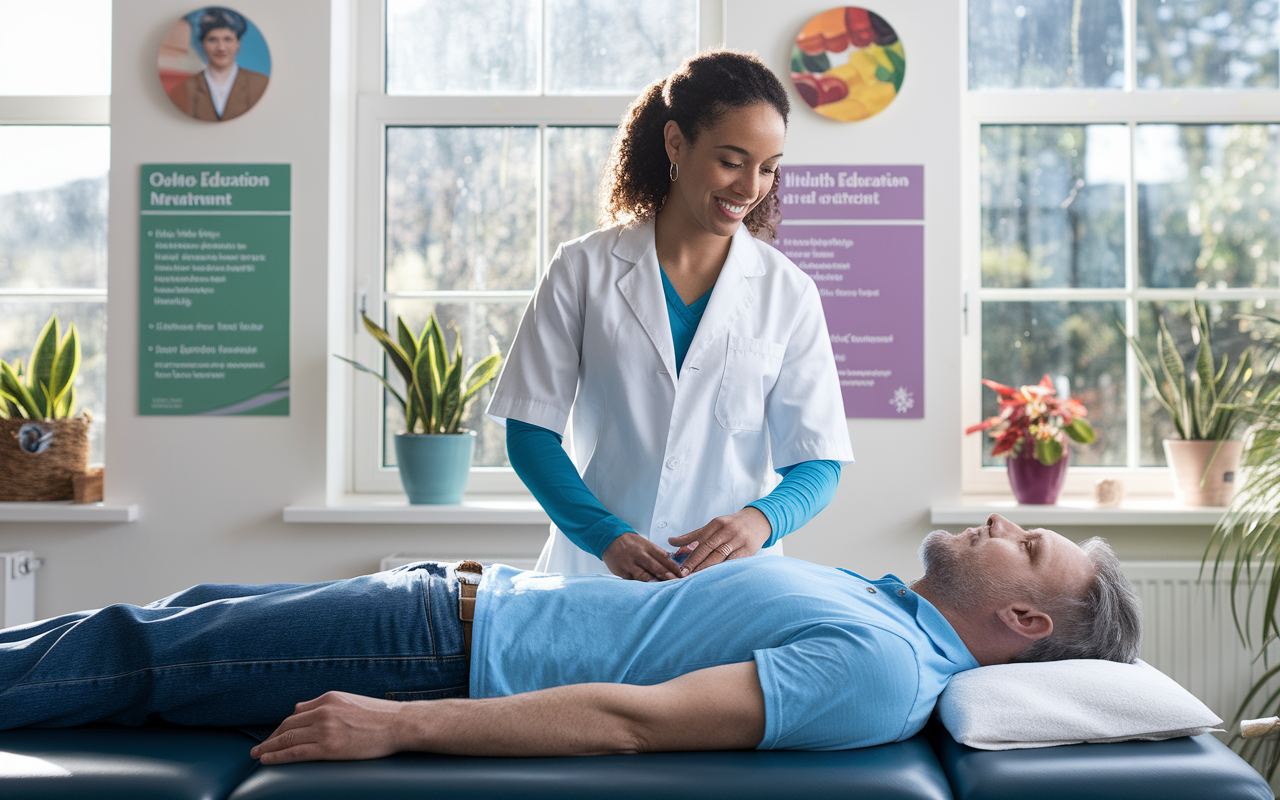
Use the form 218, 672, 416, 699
791, 7, 904, 122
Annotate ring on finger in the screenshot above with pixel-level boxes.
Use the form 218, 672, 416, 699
716, 543, 733, 558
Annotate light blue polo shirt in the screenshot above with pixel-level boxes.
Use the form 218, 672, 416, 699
470, 557, 978, 751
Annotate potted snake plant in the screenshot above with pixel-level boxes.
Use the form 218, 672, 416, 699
0, 314, 89, 501
336, 312, 501, 504
1121, 300, 1257, 506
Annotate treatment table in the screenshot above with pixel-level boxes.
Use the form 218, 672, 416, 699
0, 718, 1271, 800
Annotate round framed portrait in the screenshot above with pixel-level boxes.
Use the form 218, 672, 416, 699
790, 7, 904, 122
158, 6, 271, 122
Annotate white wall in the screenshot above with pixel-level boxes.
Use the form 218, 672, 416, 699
728, 0, 1215, 571
0, 0, 548, 617
0, 0, 1211, 618
727, 0, 963, 576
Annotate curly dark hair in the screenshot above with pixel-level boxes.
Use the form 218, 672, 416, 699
599, 49, 791, 239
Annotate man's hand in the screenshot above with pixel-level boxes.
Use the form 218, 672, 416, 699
668, 508, 772, 576
602, 532, 683, 581
250, 691, 405, 764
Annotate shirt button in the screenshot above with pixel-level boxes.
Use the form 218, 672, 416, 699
657, 521, 668, 528
898, 589, 907, 596
666, 457, 679, 469
866, 586, 877, 594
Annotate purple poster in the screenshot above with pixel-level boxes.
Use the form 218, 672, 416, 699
775, 165, 924, 419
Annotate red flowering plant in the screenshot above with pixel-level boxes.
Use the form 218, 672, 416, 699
966, 375, 1096, 466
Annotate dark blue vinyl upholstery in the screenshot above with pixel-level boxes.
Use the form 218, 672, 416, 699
2, 724, 1274, 799
227, 737, 954, 800
930, 725, 1274, 800
0, 725, 259, 800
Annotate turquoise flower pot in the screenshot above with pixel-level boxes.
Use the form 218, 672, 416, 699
393, 431, 476, 504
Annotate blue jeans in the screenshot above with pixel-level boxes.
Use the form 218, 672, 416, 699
0, 562, 469, 729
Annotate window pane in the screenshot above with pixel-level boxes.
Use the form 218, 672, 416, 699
386, 0, 539, 94
981, 301, 1127, 466
0, 0, 111, 95
381, 299, 526, 468
0, 127, 109, 291
1136, 299, 1279, 465
545, 0, 696, 93
981, 125, 1127, 288
386, 127, 539, 292
1137, 124, 1280, 289
1136, 0, 1280, 89
545, 127, 614, 263
969, 0, 1124, 89
0, 299, 106, 464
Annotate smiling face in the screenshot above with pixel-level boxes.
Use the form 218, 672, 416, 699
201, 28, 241, 71
919, 514, 1094, 613
662, 103, 786, 239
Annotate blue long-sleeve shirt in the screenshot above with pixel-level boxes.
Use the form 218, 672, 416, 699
505, 267, 840, 558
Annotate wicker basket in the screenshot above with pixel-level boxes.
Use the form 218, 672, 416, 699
0, 414, 91, 502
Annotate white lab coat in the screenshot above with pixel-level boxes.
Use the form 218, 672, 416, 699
487, 219, 855, 575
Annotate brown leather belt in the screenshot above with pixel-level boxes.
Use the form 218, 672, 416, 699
456, 560, 483, 660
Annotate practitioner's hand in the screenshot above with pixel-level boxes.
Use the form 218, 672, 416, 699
602, 532, 683, 581
251, 691, 404, 764
668, 508, 771, 576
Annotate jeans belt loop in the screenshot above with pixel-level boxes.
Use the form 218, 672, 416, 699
456, 560, 483, 661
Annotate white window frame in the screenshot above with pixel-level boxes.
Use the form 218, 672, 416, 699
0, 95, 111, 447
347, 0, 723, 494
959, 1, 1280, 497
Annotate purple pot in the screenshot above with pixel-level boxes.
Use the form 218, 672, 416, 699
1005, 442, 1069, 504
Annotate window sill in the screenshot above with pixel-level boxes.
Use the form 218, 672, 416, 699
0, 502, 139, 523
283, 495, 550, 525
930, 496, 1225, 527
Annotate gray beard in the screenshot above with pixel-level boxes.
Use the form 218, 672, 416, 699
918, 530, 1001, 611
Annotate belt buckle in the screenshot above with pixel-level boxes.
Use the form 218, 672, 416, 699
456, 560, 483, 583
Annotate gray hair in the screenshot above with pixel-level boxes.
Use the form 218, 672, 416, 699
1013, 537, 1142, 664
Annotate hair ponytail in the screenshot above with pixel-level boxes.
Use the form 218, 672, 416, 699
599, 79, 671, 228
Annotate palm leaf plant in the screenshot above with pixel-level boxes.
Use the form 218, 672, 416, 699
0, 315, 81, 420
1200, 314, 1280, 778
335, 312, 501, 435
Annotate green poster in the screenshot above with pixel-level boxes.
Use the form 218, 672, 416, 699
138, 164, 290, 415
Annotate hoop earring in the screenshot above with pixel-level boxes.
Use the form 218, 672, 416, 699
669, 162, 678, 182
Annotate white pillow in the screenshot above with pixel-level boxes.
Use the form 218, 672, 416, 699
937, 659, 1223, 750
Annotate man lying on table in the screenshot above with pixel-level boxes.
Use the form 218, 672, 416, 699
0, 514, 1140, 763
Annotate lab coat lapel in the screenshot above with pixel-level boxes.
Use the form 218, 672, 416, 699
685, 227, 764, 368
614, 222, 679, 386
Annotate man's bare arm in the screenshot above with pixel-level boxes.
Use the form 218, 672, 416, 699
249, 661, 766, 763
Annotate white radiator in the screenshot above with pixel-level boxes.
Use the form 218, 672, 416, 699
1124, 561, 1280, 728
0, 551, 41, 628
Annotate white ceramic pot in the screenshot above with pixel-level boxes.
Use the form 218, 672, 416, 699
1162, 439, 1244, 507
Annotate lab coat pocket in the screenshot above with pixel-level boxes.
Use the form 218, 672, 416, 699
715, 335, 786, 431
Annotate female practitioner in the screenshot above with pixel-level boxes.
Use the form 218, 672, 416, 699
487, 49, 854, 581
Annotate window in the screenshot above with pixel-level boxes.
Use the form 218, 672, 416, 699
0, 0, 112, 464
351, 0, 719, 493
962, 0, 1280, 494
